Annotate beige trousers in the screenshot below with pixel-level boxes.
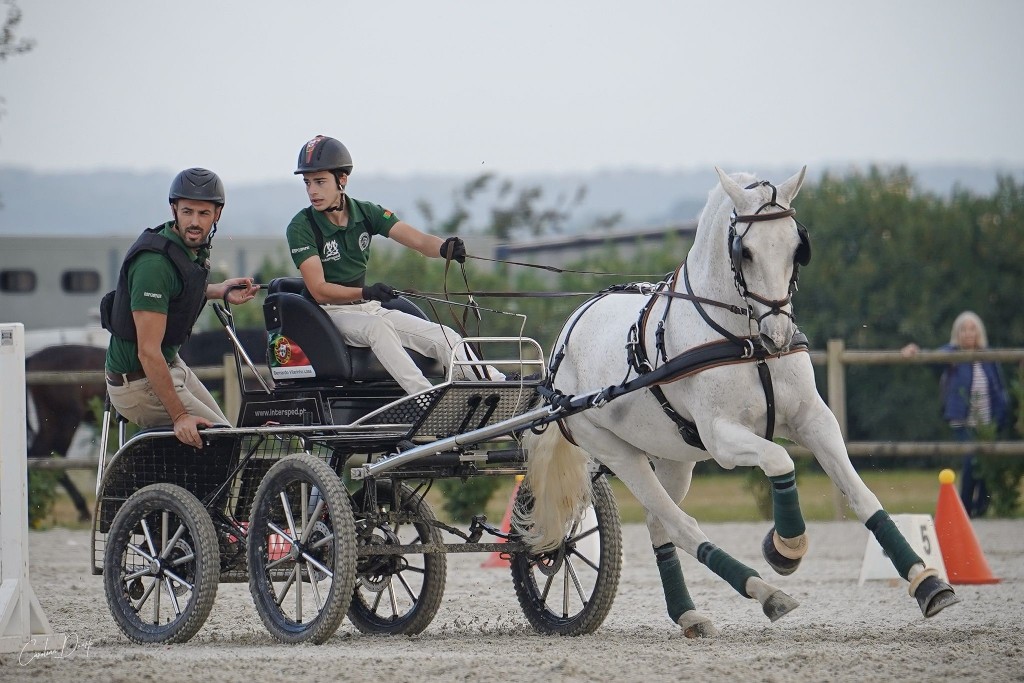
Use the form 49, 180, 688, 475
107, 356, 231, 427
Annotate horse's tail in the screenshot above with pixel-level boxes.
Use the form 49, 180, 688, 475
513, 425, 593, 552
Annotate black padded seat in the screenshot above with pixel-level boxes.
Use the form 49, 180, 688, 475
263, 277, 443, 384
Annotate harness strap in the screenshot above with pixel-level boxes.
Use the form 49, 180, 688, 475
616, 334, 807, 450
683, 262, 747, 345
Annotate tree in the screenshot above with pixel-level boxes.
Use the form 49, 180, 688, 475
416, 173, 605, 240
1, 0, 34, 208
0, 0, 34, 62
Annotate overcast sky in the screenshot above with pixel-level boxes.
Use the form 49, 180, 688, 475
2, 1, 1022, 185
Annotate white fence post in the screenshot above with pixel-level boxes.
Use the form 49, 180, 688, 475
0, 323, 64, 654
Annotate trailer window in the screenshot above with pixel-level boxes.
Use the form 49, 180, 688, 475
0, 269, 37, 293
61, 269, 101, 293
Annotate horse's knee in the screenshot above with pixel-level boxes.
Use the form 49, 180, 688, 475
758, 442, 795, 478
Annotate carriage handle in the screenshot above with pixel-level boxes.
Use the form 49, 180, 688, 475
212, 285, 273, 395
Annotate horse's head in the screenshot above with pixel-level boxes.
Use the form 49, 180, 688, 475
715, 167, 810, 354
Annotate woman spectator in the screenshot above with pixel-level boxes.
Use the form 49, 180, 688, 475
903, 311, 1009, 517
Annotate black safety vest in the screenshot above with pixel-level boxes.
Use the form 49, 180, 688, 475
100, 226, 210, 345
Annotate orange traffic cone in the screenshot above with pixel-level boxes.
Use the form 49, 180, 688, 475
481, 475, 524, 568
934, 469, 1000, 585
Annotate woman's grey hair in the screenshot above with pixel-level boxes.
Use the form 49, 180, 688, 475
950, 310, 988, 348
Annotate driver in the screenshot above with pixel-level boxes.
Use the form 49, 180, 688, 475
285, 134, 503, 394
102, 168, 260, 448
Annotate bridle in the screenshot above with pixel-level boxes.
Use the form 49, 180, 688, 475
727, 180, 811, 328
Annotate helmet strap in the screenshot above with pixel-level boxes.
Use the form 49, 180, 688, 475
322, 193, 347, 214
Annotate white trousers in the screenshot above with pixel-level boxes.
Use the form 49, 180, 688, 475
322, 301, 501, 394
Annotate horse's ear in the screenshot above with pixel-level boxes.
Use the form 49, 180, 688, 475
777, 166, 807, 206
715, 167, 746, 208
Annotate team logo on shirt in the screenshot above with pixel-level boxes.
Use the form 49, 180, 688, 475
322, 239, 341, 262
358, 232, 370, 251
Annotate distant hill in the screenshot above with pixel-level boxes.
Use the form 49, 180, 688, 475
1, 164, 1019, 238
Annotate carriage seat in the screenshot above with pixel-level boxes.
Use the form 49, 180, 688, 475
263, 277, 443, 384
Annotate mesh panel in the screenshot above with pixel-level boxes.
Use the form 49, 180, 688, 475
414, 385, 540, 438
93, 431, 336, 579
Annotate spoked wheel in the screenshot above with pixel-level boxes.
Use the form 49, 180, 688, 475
103, 483, 219, 643
247, 454, 357, 644
348, 480, 447, 635
510, 474, 622, 635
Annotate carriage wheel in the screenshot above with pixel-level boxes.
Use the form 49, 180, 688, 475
510, 474, 622, 635
347, 481, 447, 635
247, 454, 357, 644
103, 483, 219, 644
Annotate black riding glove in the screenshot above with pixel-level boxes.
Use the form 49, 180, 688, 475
362, 282, 398, 303
439, 236, 467, 263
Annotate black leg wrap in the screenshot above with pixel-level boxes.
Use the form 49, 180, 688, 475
761, 527, 801, 576
914, 575, 961, 618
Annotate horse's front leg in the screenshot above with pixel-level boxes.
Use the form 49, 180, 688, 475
793, 400, 960, 617
706, 419, 810, 576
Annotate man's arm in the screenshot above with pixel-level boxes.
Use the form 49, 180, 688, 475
206, 277, 260, 304
388, 222, 445, 258
298, 256, 364, 304
133, 310, 210, 448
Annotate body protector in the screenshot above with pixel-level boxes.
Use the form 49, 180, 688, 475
101, 227, 211, 345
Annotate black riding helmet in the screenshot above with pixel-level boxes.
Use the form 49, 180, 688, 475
168, 167, 225, 206
295, 135, 354, 177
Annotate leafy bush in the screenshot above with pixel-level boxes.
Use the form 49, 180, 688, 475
27, 467, 62, 529
437, 477, 501, 523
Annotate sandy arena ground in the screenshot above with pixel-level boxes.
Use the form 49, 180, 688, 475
2, 519, 1022, 682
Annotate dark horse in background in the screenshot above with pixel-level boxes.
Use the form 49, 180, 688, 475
25, 329, 267, 522
26, 344, 107, 522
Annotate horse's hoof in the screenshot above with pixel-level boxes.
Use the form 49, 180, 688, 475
677, 611, 719, 638
914, 575, 961, 618
761, 528, 804, 576
762, 589, 799, 622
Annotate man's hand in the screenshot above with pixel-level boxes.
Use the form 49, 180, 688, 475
439, 236, 466, 263
221, 277, 260, 305
362, 282, 398, 302
173, 412, 214, 449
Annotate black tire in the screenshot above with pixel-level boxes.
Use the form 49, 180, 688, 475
247, 454, 357, 644
348, 481, 447, 635
103, 483, 219, 644
510, 474, 622, 635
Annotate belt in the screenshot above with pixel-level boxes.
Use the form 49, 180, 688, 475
105, 369, 148, 386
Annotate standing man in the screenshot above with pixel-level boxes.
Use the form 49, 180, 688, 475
102, 168, 260, 448
286, 134, 501, 394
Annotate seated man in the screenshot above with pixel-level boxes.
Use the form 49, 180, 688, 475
286, 135, 501, 395
102, 168, 259, 448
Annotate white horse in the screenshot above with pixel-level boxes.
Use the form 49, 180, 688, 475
518, 167, 958, 637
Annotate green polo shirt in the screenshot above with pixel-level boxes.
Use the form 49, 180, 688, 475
286, 197, 400, 285
105, 223, 211, 373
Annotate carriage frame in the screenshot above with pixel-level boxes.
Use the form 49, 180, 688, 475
90, 279, 623, 644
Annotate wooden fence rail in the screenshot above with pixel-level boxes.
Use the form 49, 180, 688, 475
25, 343, 1024, 473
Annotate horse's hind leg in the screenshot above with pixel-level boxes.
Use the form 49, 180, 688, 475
58, 473, 92, 522
647, 459, 717, 637
584, 433, 799, 626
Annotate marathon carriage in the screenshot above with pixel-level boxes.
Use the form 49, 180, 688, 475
92, 168, 958, 646
91, 277, 623, 644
